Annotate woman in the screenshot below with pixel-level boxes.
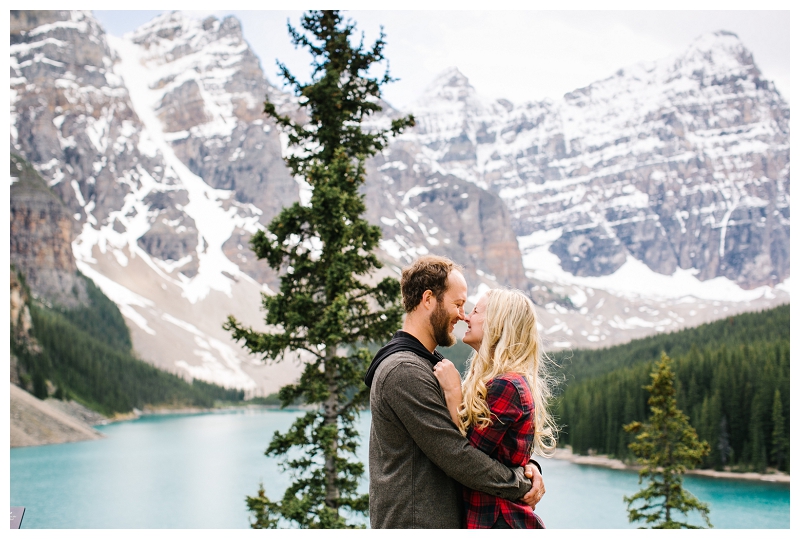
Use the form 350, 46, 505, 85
433, 288, 557, 529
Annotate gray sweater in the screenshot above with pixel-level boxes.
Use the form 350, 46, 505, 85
368, 351, 532, 528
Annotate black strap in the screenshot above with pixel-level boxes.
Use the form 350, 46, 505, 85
364, 331, 444, 388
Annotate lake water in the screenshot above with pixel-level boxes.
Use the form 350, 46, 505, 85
10, 409, 790, 529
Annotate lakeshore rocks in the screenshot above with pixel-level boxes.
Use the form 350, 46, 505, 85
551, 446, 790, 483
10, 384, 104, 447
44, 398, 109, 426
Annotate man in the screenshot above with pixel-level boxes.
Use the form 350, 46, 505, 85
365, 255, 545, 528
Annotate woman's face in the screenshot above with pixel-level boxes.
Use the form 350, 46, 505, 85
463, 295, 488, 352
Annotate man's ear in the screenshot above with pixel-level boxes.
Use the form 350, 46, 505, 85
420, 289, 435, 311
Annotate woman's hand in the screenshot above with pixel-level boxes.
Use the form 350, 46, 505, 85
433, 359, 463, 428
433, 359, 461, 393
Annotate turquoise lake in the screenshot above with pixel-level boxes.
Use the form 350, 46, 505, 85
10, 408, 790, 529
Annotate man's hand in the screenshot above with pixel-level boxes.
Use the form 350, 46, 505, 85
521, 462, 545, 510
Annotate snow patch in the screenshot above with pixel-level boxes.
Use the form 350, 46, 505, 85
76, 260, 157, 335
468, 283, 492, 306
521, 241, 784, 302
163, 313, 257, 390
108, 34, 261, 304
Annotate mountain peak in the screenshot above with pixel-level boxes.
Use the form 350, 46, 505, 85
415, 67, 480, 108
678, 29, 757, 74
127, 11, 244, 47
126, 10, 184, 39
585, 29, 765, 101
425, 67, 471, 91
689, 30, 743, 52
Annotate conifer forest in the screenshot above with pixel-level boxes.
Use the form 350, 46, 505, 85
554, 304, 789, 472
12, 270, 244, 416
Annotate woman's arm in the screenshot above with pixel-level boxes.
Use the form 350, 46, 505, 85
433, 359, 463, 427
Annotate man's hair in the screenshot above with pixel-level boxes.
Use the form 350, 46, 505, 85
400, 255, 463, 313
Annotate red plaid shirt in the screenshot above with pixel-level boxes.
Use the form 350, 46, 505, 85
463, 373, 545, 529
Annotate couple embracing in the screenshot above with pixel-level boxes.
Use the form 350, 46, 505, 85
365, 255, 557, 529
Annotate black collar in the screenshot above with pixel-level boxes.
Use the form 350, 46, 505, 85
364, 330, 444, 388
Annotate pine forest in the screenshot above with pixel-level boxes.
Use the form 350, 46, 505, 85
12, 269, 244, 416
554, 304, 789, 472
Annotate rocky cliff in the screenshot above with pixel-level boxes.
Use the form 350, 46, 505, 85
10, 155, 88, 308
10, 269, 35, 389
9, 259, 103, 448
365, 139, 529, 290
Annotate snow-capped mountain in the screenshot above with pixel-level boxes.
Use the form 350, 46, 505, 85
403, 33, 789, 291
10, 11, 789, 392
11, 10, 302, 394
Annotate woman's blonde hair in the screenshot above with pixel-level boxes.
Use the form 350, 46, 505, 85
459, 288, 558, 457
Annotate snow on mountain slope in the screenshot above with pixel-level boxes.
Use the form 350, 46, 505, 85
106, 33, 262, 303
122, 12, 299, 288
405, 32, 789, 293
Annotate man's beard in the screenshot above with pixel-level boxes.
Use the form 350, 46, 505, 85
431, 301, 455, 347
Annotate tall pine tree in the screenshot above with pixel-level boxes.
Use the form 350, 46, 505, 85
770, 390, 788, 472
224, 11, 414, 528
624, 353, 712, 529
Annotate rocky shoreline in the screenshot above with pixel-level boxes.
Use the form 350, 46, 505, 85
10, 387, 312, 448
551, 447, 790, 483
11, 384, 104, 447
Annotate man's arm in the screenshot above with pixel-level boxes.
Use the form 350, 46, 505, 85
379, 359, 532, 501
432, 359, 545, 508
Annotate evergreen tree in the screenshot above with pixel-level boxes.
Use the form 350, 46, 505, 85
770, 390, 788, 472
32, 371, 48, 399
717, 415, 732, 468
224, 10, 414, 529
624, 353, 712, 529
747, 388, 768, 472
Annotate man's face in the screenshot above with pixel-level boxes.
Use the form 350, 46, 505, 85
429, 270, 468, 347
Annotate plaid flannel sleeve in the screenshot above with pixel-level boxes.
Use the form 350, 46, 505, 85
468, 377, 524, 457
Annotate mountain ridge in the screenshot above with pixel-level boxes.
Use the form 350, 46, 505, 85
9, 10, 789, 392
405, 30, 788, 291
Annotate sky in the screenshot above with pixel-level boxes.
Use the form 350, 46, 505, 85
92, 8, 791, 110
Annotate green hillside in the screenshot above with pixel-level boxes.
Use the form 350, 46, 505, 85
12, 269, 244, 416
554, 304, 789, 473
552, 304, 789, 383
